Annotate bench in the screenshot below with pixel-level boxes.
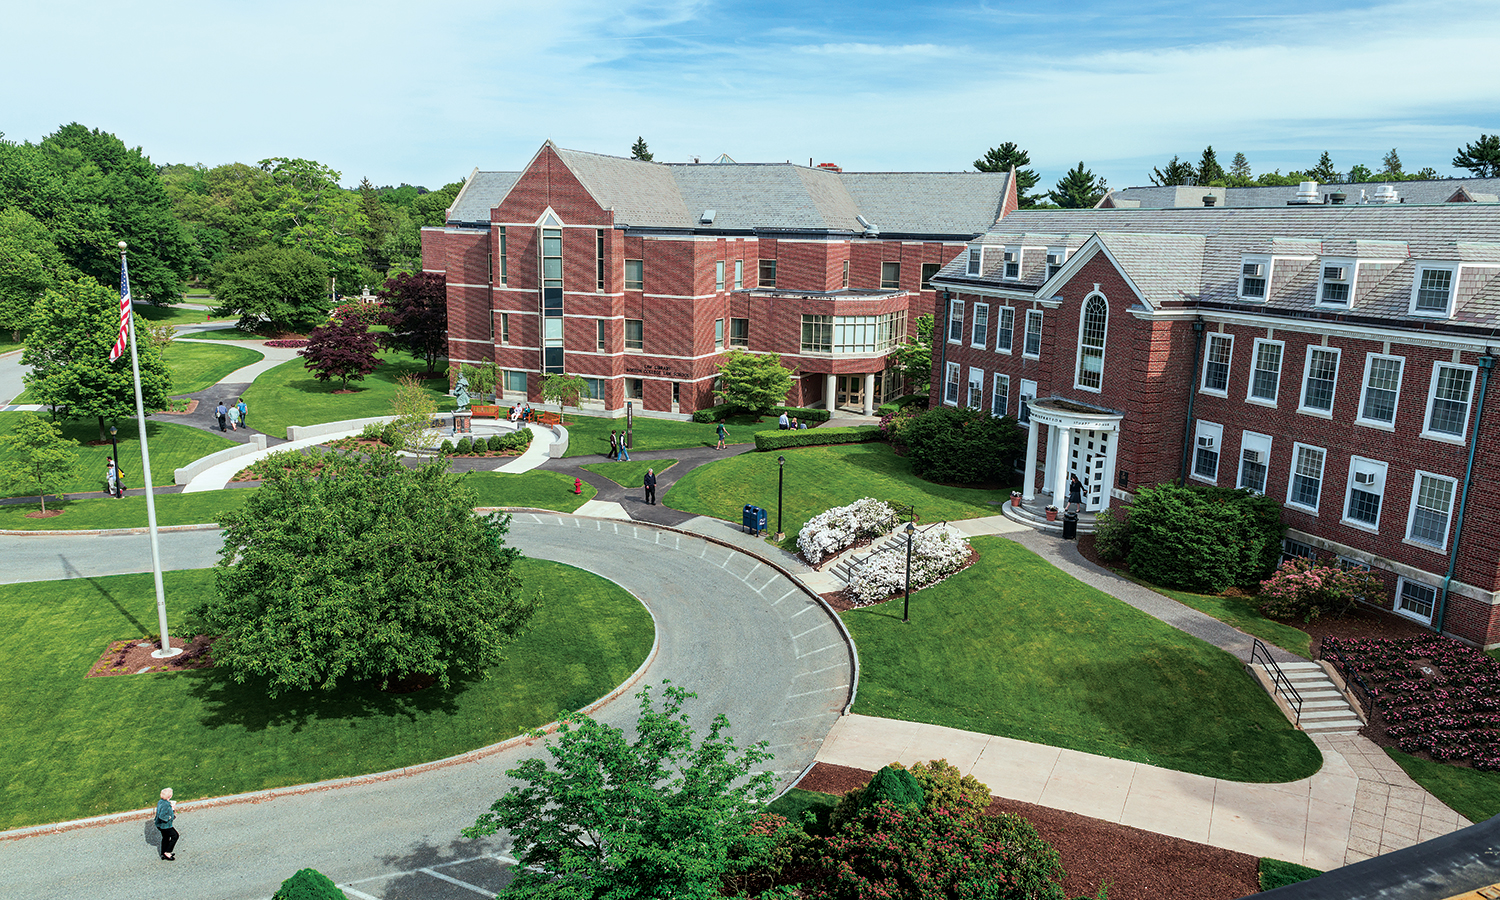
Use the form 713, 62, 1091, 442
539, 412, 562, 427
470, 404, 500, 419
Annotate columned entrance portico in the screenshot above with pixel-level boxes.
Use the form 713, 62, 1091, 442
1021, 400, 1124, 512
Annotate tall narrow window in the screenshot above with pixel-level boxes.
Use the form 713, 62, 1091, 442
944, 362, 960, 405
1424, 364, 1475, 439
1201, 333, 1232, 394
1076, 295, 1107, 390
541, 227, 563, 374
1357, 354, 1403, 426
921, 263, 940, 290
734, 259, 743, 290
1408, 472, 1456, 548
1239, 258, 1269, 299
596, 229, 606, 292
1319, 262, 1353, 305
1344, 458, 1387, 530
624, 319, 643, 351
947, 299, 964, 343
1024, 310, 1043, 357
596, 318, 607, 352
1004, 249, 1020, 279
966, 247, 981, 275
759, 259, 777, 288
715, 261, 725, 292
842, 259, 850, 288
496, 227, 507, 285
500, 312, 510, 344
1193, 421, 1223, 482
714, 318, 725, 349
995, 307, 1015, 352
992, 373, 1009, 417
729, 318, 749, 348
1018, 380, 1036, 425
1300, 347, 1340, 414
624, 259, 644, 291
971, 304, 989, 347
1288, 444, 1326, 511
1249, 340, 1283, 403
967, 368, 984, 409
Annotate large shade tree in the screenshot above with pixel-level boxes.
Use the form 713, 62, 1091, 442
210, 244, 330, 333
195, 452, 537, 695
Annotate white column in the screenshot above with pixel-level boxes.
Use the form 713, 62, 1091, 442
861, 372, 875, 416
1022, 422, 1040, 502
1098, 428, 1119, 512
1052, 426, 1072, 504
825, 373, 837, 411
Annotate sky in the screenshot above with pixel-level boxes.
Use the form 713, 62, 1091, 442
3, 0, 1499, 193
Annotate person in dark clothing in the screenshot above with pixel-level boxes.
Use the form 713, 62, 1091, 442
215, 401, 228, 432
1067, 474, 1084, 514
155, 787, 178, 860
644, 468, 657, 505
608, 430, 618, 460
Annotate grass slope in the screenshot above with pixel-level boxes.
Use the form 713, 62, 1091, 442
1151, 585, 1315, 659
843, 536, 1322, 783
162, 341, 264, 396
0, 560, 652, 829
0, 413, 235, 499
561, 412, 788, 458
242, 352, 454, 439
465, 471, 596, 511
135, 305, 209, 326
668, 442, 1008, 551
581, 459, 677, 488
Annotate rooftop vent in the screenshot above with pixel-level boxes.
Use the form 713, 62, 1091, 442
1330, 192, 1347, 205
1202, 195, 1217, 207
1291, 181, 1320, 205
855, 215, 878, 236
699, 209, 716, 225
1372, 184, 1399, 204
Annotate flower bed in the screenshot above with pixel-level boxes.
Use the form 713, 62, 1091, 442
264, 338, 309, 348
1325, 634, 1500, 769
797, 498, 896, 565
845, 528, 973, 606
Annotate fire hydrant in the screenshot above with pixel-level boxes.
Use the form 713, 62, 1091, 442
574, 477, 583, 495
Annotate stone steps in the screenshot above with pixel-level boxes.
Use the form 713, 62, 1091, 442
1256, 660, 1365, 734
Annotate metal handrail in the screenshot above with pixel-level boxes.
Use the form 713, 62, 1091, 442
1319, 637, 1376, 719
1250, 638, 1304, 727
843, 518, 945, 582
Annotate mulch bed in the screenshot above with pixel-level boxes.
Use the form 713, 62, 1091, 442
87, 635, 216, 677
24, 509, 63, 519
157, 399, 200, 416
799, 763, 1260, 900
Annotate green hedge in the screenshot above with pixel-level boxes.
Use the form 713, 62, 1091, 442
753, 426, 879, 451
1126, 483, 1285, 593
772, 405, 831, 424
691, 404, 832, 424
690, 403, 735, 423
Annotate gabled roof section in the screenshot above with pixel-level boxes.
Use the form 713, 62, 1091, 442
447, 170, 522, 226
670, 164, 861, 231
554, 147, 690, 227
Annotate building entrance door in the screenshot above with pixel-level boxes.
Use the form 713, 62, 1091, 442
1066, 429, 1110, 511
836, 375, 864, 410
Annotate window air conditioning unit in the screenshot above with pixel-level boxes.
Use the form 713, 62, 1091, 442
1243, 449, 1263, 464
1354, 471, 1377, 485
1197, 435, 1215, 449
1047, 253, 1064, 266
1324, 266, 1347, 282
1242, 262, 1264, 278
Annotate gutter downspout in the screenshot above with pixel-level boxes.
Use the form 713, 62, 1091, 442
1436, 353, 1494, 636
937, 291, 950, 405
1178, 318, 1206, 484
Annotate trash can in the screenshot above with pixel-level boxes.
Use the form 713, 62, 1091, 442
1061, 510, 1079, 540
742, 504, 767, 536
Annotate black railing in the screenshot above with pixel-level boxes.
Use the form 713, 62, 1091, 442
887, 502, 916, 531
843, 518, 943, 584
1319, 637, 1376, 720
1251, 638, 1304, 727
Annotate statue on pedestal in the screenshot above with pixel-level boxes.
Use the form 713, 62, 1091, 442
454, 372, 471, 413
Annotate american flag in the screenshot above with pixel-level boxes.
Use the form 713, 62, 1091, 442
110, 252, 131, 362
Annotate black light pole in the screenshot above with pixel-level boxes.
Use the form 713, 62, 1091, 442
903, 521, 916, 623
775, 455, 785, 540
108, 425, 121, 497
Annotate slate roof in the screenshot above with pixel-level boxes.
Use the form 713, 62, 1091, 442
1102, 177, 1500, 209
448, 146, 1009, 238
933, 205, 1500, 329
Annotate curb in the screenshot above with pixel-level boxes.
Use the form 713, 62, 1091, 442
0, 522, 223, 537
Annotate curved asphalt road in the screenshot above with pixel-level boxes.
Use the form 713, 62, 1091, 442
0, 513, 852, 900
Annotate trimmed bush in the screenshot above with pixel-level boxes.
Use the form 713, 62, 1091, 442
273, 868, 347, 900
1127, 483, 1285, 593
754, 426, 879, 452
906, 759, 989, 821
378, 421, 402, 449
863, 764, 925, 812
901, 406, 1024, 485
438, 439, 455, 455
455, 436, 473, 455
770, 405, 830, 425
1091, 507, 1131, 561
690, 403, 736, 424
487, 433, 504, 452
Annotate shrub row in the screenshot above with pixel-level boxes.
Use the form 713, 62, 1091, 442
875, 394, 929, 416
1120, 482, 1285, 593
753, 426, 879, 451
439, 431, 533, 456
690, 404, 832, 424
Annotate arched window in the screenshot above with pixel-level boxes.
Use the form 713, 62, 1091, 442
1076, 294, 1107, 390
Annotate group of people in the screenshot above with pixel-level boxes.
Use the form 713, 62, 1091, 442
104, 457, 125, 499
215, 398, 247, 433
776, 412, 808, 430
607, 429, 631, 461
507, 404, 534, 423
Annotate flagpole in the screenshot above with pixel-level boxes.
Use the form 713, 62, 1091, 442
119, 242, 180, 659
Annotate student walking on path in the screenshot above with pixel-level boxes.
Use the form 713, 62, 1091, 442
106, 458, 119, 499
215, 401, 228, 433
236, 398, 247, 428
608, 430, 618, 460
715, 421, 727, 450
643, 468, 657, 505
155, 788, 179, 860
617, 437, 630, 461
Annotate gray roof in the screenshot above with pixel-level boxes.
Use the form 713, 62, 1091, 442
447, 171, 521, 225
449, 145, 1009, 238
935, 205, 1500, 327
1102, 177, 1500, 210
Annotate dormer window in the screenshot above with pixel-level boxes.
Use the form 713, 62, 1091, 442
966, 247, 981, 276
1319, 261, 1354, 306
1003, 249, 1020, 279
1046, 249, 1067, 279
1411, 264, 1457, 316
1239, 257, 1270, 300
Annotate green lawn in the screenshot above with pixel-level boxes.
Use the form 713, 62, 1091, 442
582, 459, 678, 488
843, 536, 1322, 783
1387, 748, 1500, 823
668, 442, 1008, 551
242, 351, 454, 439
1152, 585, 1315, 659
163, 341, 264, 396
465, 471, 597, 511
0, 490, 251, 530
0, 339, 21, 357
135, 305, 209, 326
0, 413, 236, 499
561, 412, 788, 458
0, 560, 653, 829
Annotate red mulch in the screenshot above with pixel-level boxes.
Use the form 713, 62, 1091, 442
86, 635, 216, 677
798, 763, 1260, 900
156, 399, 200, 416
24, 509, 63, 519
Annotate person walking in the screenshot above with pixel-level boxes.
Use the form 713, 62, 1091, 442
617, 433, 630, 461
608, 430, 618, 460
236, 398, 247, 428
215, 401, 228, 433
643, 468, 657, 505
105, 457, 118, 499
155, 788, 179, 861
1066, 474, 1084, 515
715, 421, 727, 450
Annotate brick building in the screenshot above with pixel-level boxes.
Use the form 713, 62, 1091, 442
420, 142, 1014, 417
931, 203, 1500, 647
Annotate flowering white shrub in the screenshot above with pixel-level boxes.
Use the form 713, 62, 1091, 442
846, 529, 972, 605
797, 498, 896, 564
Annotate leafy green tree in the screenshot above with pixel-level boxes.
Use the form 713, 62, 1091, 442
973, 142, 1041, 208
1412, 166, 1439, 180
300, 311, 380, 389
1150, 156, 1196, 186
1196, 146, 1227, 185
890, 313, 933, 394
1254, 170, 1308, 186
256, 157, 368, 287
0, 413, 81, 512
714, 349, 794, 412
1047, 162, 1108, 209
195, 452, 536, 695
0, 205, 74, 338
1347, 164, 1374, 183
541, 372, 590, 418
630, 137, 654, 161
389, 373, 440, 455
464, 682, 776, 900
1380, 148, 1403, 178
1454, 134, 1500, 177
376, 271, 447, 374
1227, 152, 1254, 187
210, 244, 330, 333
22, 278, 172, 440
1309, 152, 1339, 183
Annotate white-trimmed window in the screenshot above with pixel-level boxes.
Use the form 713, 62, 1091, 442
1023, 310, 1043, 358
1318, 260, 1354, 306
1201, 333, 1233, 394
734, 259, 743, 290
583, 376, 606, 405
966, 247, 981, 276
1411, 264, 1457, 316
881, 261, 901, 290
967, 367, 984, 409
1019, 379, 1036, 426
1282, 538, 1316, 564
1407, 471, 1457, 549
971, 303, 989, 347
947, 299, 964, 343
1288, 443, 1326, 511
1046, 248, 1067, 279
1238, 432, 1272, 494
1239, 257, 1270, 300
1003, 248, 1020, 279
1076, 294, 1107, 391
715, 261, 725, 291
1248, 339, 1282, 404
596, 318, 607, 352
1395, 578, 1438, 624
1357, 354, 1404, 427
714, 318, 725, 349
1423, 363, 1476, 440
1343, 457, 1388, 531
995, 307, 1015, 353
1192, 420, 1223, 482
758, 259, 776, 288
992, 373, 1009, 417
1299, 346, 1340, 414
944, 362, 961, 405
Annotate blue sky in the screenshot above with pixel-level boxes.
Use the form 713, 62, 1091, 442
3, 0, 1498, 193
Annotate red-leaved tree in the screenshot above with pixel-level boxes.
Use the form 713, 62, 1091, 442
378, 271, 448, 375
300, 313, 380, 389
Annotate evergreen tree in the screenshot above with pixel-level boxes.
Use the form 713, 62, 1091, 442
1309, 152, 1339, 183
1228, 152, 1253, 187
1454, 135, 1500, 177
1197, 146, 1227, 185
1149, 156, 1196, 186
1048, 162, 1108, 209
1380, 148, 1403, 177
630, 137, 654, 161
973, 142, 1041, 208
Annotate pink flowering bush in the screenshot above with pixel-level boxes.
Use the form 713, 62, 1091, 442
845, 529, 972, 605
797, 499, 897, 564
1259, 558, 1386, 622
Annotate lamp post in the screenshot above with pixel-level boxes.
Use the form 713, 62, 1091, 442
775, 455, 785, 541
903, 521, 916, 623
108, 425, 120, 497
